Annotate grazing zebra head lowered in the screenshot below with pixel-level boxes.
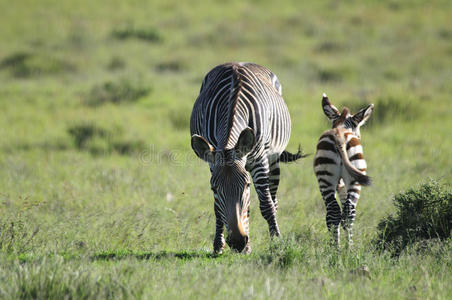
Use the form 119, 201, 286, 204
191, 129, 254, 252
314, 93, 373, 246
190, 62, 304, 254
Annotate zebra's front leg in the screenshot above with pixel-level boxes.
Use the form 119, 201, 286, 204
243, 207, 251, 254
213, 203, 225, 254
341, 182, 361, 246
250, 159, 280, 237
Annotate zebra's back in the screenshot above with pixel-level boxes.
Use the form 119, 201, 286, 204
190, 62, 291, 157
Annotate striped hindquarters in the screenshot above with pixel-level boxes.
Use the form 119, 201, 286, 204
314, 130, 368, 191
314, 132, 342, 202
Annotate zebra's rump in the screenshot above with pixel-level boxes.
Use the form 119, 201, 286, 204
190, 62, 291, 156
314, 130, 368, 185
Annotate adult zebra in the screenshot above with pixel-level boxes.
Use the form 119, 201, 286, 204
190, 62, 304, 254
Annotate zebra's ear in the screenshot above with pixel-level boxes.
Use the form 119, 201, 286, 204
322, 93, 340, 120
191, 135, 214, 163
235, 127, 255, 158
352, 104, 374, 126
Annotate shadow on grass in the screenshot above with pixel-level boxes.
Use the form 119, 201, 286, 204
92, 250, 220, 261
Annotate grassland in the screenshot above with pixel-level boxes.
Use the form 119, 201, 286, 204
0, 0, 451, 298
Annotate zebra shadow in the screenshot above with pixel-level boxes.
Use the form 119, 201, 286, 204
91, 250, 220, 261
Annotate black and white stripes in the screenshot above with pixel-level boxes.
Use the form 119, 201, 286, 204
190, 62, 302, 253
314, 94, 373, 246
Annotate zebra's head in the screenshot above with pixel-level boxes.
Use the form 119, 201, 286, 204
191, 128, 255, 253
322, 93, 374, 138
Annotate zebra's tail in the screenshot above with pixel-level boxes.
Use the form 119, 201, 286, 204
279, 145, 309, 163
332, 129, 372, 186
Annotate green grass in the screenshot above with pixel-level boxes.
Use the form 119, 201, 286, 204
0, 0, 451, 298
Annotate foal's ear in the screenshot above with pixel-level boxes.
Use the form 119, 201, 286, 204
322, 93, 340, 120
235, 127, 255, 158
191, 135, 214, 163
352, 104, 374, 126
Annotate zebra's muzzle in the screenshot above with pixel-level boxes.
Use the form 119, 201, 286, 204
225, 202, 249, 253
226, 234, 248, 253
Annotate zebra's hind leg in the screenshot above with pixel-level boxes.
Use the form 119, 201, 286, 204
213, 204, 225, 254
337, 179, 347, 245
341, 182, 361, 246
315, 163, 341, 246
250, 159, 280, 237
320, 187, 342, 246
268, 159, 281, 211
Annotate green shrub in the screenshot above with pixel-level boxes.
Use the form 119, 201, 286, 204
0, 52, 74, 78
67, 124, 146, 155
370, 97, 420, 126
340, 96, 421, 127
67, 124, 110, 149
155, 60, 185, 72
376, 180, 452, 256
317, 68, 343, 83
168, 108, 190, 130
112, 139, 147, 155
111, 25, 162, 43
84, 79, 150, 106
107, 56, 126, 71
315, 40, 344, 53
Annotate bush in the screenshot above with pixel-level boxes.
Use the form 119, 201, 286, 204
107, 56, 126, 71
111, 25, 162, 43
168, 108, 190, 130
67, 124, 110, 149
370, 97, 420, 126
317, 68, 343, 83
67, 124, 146, 156
155, 60, 185, 72
376, 180, 452, 256
340, 96, 421, 128
84, 79, 150, 106
315, 41, 344, 53
0, 52, 74, 78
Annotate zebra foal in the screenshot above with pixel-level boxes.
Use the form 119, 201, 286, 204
314, 93, 373, 246
190, 62, 304, 254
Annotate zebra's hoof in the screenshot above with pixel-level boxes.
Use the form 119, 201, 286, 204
270, 230, 281, 238
242, 244, 252, 254
213, 248, 224, 255
213, 242, 225, 255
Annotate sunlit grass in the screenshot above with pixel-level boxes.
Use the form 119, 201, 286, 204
0, 0, 450, 298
